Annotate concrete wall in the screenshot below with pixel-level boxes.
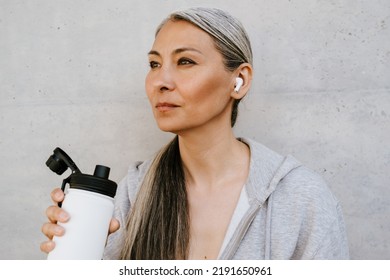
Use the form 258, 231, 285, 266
0, 0, 389, 259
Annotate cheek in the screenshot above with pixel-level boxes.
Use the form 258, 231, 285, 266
144, 74, 153, 102
185, 74, 231, 107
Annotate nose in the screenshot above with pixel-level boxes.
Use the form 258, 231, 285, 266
150, 65, 175, 93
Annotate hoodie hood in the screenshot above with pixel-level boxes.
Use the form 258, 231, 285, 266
218, 137, 302, 259
241, 137, 302, 205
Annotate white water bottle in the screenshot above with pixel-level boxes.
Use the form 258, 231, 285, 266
46, 148, 117, 260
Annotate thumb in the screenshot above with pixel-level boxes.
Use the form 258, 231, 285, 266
109, 218, 120, 234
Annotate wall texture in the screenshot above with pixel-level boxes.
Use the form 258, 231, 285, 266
0, 0, 389, 259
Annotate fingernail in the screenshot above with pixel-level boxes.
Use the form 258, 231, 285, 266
59, 212, 69, 221
55, 191, 63, 200
55, 227, 64, 235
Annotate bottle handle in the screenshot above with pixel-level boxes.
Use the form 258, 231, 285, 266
58, 176, 71, 208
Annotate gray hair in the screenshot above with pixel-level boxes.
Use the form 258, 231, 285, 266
157, 7, 253, 126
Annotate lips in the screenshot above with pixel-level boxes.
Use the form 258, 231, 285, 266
155, 102, 180, 112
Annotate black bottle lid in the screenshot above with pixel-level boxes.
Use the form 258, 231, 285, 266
69, 165, 117, 198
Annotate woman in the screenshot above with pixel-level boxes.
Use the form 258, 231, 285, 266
41, 7, 349, 259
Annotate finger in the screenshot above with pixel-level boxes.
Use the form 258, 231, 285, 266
40, 240, 55, 254
46, 205, 70, 224
41, 222, 65, 239
109, 218, 120, 234
51, 188, 64, 203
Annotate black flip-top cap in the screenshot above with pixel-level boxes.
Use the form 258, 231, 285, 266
69, 165, 117, 198
46, 150, 68, 175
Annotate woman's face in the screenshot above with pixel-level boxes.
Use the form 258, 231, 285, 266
145, 20, 236, 135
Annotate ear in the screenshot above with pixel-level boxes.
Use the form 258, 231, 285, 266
230, 63, 253, 99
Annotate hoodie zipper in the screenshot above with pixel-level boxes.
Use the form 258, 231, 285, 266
219, 202, 262, 259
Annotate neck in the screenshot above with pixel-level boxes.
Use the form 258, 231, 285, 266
178, 127, 249, 190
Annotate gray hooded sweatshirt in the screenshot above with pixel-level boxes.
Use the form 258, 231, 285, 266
103, 138, 349, 259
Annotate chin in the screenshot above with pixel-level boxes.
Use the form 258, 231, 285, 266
156, 122, 180, 133
156, 121, 191, 135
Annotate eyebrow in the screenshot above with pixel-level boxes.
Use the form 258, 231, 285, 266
148, 47, 203, 56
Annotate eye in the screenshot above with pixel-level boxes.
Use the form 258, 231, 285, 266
149, 61, 160, 69
178, 58, 196, 66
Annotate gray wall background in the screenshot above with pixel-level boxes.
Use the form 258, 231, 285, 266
1, 0, 389, 259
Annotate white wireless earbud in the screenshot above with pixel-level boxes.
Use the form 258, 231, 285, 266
234, 77, 244, 92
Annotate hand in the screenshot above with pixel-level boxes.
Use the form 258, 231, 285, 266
40, 188, 68, 253
40, 188, 120, 254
